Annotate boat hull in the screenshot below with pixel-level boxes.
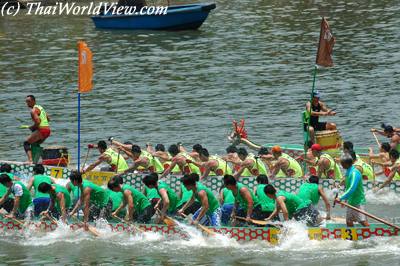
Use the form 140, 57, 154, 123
91, 4, 216, 30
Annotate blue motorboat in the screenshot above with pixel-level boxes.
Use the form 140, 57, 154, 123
91, 3, 216, 30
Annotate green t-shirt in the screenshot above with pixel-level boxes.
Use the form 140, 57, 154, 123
158, 181, 178, 212
33, 174, 52, 199
276, 190, 310, 218
0, 173, 13, 198
255, 184, 275, 212
177, 183, 193, 207
122, 184, 151, 214
195, 182, 219, 215
12, 181, 32, 213
106, 189, 124, 211
297, 183, 320, 205
82, 180, 110, 208
234, 182, 260, 211
53, 184, 71, 212
222, 188, 235, 205
145, 186, 160, 200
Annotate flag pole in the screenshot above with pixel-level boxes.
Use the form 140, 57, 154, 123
77, 92, 81, 170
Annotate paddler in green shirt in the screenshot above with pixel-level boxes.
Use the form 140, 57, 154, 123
142, 173, 178, 223
26, 164, 56, 217
178, 173, 221, 226
37, 182, 71, 223
0, 163, 19, 213
0, 174, 32, 219
108, 178, 154, 223
68, 171, 112, 228
297, 176, 331, 220
82, 140, 129, 174
335, 153, 369, 227
223, 175, 267, 225
264, 184, 321, 226
254, 175, 277, 220
219, 186, 235, 225
176, 173, 201, 215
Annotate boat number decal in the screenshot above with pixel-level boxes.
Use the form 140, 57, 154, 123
342, 228, 357, 241
50, 168, 64, 179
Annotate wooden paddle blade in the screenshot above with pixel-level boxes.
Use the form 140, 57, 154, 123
198, 224, 215, 236
163, 217, 176, 226
88, 226, 101, 237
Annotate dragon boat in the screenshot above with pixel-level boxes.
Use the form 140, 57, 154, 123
0, 216, 398, 243
1, 161, 400, 194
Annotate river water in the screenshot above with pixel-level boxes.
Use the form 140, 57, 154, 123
0, 0, 400, 265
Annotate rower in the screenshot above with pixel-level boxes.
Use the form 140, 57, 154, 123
188, 148, 232, 180
159, 144, 201, 179
68, 171, 113, 228
178, 143, 203, 162
0, 164, 18, 213
105, 177, 125, 219
310, 144, 342, 179
371, 124, 400, 153
349, 151, 375, 181
176, 174, 201, 215
304, 90, 337, 144
142, 173, 178, 223
178, 174, 221, 226
83, 140, 129, 174
26, 164, 57, 217
219, 186, 235, 225
108, 178, 154, 223
226, 147, 267, 179
118, 144, 164, 175
142, 173, 161, 209
37, 182, 71, 223
24, 95, 51, 163
147, 143, 180, 173
0, 174, 32, 219
253, 175, 276, 220
264, 184, 321, 226
375, 149, 400, 191
297, 176, 331, 220
223, 175, 266, 224
335, 153, 369, 227
268, 146, 303, 178
222, 145, 244, 175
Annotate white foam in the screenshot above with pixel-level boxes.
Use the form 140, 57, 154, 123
365, 190, 400, 205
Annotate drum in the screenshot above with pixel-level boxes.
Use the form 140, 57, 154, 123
315, 130, 343, 151
42, 146, 69, 167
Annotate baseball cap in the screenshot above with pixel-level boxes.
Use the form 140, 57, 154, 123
312, 90, 321, 98
311, 144, 322, 151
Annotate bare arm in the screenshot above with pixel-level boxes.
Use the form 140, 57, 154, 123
82, 187, 91, 223
318, 187, 331, 219
158, 188, 170, 216
26, 177, 34, 191
233, 159, 253, 179
56, 192, 67, 222
240, 188, 253, 218
30, 108, 41, 131
193, 191, 209, 222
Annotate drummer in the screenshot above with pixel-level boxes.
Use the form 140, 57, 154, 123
305, 90, 337, 144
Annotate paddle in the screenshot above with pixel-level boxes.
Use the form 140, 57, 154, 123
81, 145, 93, 172
19, 125, 30, 129
235, 216, 282, 227
156, 209, 177, 226
180, 213, 215, 236
112, 215, 144, 233
0, 213, 25, 226
335, 200, 400, 231
372, 132, 381, 147
70, 215, 101, 237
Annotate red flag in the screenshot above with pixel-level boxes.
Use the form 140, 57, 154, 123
316, 17, 335, 67
78, 41, 93, 93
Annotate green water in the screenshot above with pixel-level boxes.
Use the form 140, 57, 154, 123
0, 0, 400, 264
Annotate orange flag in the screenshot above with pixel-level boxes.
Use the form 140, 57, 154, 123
78, 41, 93, 93
316, 17, 336, 67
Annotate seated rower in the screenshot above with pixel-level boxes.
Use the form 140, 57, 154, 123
0, 174, 32, 219
142, 173, 179, 223
349, 151, 375, 181
83, 140, 129, 174
369, 142, 390, 164
188, 148, 232, 180
219, 186, 235, 226
335, 153, 369, 227
142, 173, 161, 209
371, 124, 400, 153
106, 181, 125, 219
108, 178, 154, 223
268, 146, 303, 178
375, 149, 400, 191
253, 175, 276, 220
178, 174, 221, 226
69, 171, 113, 228
176, 173, 201, 215
225, 147, 267, 179
309, 144, 342, 179
26, 164, 57, 217
0, 164, 19, 213
305, 90, 337, 144
37, 182, 71, 223
297, 176, 331, 220
159, 144, 201, 179
178, 143, 203, 162
118, 145, 164, 175
264, 184, 321, 226
223, 175, 266, 225
147, 143, 180, 173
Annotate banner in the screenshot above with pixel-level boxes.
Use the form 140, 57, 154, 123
78, 41, 93, 93
316, 17, 335, 67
